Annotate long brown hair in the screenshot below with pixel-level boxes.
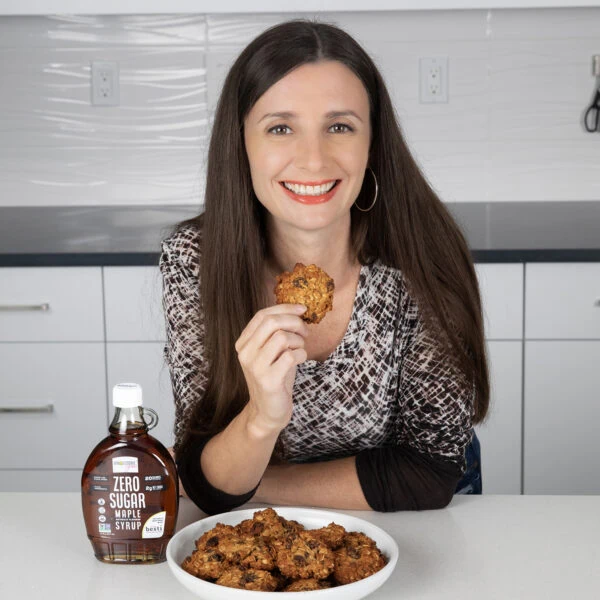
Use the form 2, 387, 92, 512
176, 19, 489, 455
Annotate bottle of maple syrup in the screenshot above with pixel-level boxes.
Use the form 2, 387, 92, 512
81, 383, 179, 564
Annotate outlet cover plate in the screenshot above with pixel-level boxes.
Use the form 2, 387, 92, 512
91, 61, 119, 107
419, 56, 448, 104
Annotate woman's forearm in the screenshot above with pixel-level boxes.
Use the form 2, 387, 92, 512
200, 404, 280, 495
254, 456, 371, 510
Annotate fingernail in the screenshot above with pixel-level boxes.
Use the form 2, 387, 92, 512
295, 305, 306, 313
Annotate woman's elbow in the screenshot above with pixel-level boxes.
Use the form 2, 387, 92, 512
371, 484, 455, 513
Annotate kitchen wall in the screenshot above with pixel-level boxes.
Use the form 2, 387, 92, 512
0, 8, 599, 207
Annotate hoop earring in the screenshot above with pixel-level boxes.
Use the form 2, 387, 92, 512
354, 167, 378, 213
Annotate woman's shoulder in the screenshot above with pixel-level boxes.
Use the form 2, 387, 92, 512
366, 259, 420, 323
160, 219, 203, 275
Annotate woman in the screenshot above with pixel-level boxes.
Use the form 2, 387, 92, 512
160, 19, 488, 515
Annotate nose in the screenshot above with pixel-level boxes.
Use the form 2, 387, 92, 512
294, 132, 329, 173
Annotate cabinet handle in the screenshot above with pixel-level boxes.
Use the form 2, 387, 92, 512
0, 303, 50, 312
0, 404, 54, 414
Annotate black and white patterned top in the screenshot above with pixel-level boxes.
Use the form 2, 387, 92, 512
160, 223, 475, 472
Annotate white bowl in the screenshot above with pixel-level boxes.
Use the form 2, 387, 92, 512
166, 507, 399, 600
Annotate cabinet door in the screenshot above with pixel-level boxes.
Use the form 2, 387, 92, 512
104, 266, 165, 342
0, 267, 104, 342
0, 343, 107, 470
106, 342, 175, 448
475, 341, 522, 494
475, 263, 523, 340
526, 263, 600, 339
524, 341, 600, 494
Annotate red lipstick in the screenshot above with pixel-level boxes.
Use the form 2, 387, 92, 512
279, 180, 341, 205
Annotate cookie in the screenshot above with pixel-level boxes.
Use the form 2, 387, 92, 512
333, 531, 386, 585
215, 567, 281, 591
275, 531, 335, 580
284, 578, 333, 592
181, 547, 228, 580
274, 263, 334, 324
309, 522, 347, 550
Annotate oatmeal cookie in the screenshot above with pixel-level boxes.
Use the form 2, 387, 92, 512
333, 531, 387, 585
309, 522, 347, 550
237, 508, 303, 543
274, 262, 334, 324
215, 567, 281, 591
194, 523, 237, 549
284, 578, 333, 592
181, 547, 228, 580
275, 531, 335, 580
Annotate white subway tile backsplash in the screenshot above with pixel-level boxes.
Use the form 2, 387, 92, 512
370, 40, 489, 141
0, 9, 598, 207
489, 7, 600, 40
411, 140, 489, 204
489, 39, 599, 141
0, 147, 205, 206
330, 10, 489, 42
488, 140, 600, 202
207, 13, 304, 45
0, 46, 208, 148
0, 15, 207, 47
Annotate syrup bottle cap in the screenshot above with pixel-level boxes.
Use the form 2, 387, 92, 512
112, 383, 143, 408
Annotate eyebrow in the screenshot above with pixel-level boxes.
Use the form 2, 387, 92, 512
258, 110, 363, 123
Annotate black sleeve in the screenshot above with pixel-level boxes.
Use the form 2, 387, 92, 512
355, 443, 462, 512
176, 435, 260, 516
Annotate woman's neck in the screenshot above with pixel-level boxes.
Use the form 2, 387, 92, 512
264, 218, 359, 290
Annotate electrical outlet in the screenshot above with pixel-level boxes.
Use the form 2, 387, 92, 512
91, 61, 119, 106
419, 57, 448, 104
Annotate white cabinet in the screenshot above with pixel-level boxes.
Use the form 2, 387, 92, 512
524, 263, 600, 495
103, 266, 175, 448
525, 263, 600, 339
0, 343, 107, 469
476, 263, 524, 340
524, 341, 600, 494
0, 267, 104, 342
103, 267, 165, 342
474, 264, 524, 495
0, 266, 106, 492
476, 341, 523, 494
5, 260, 596, 495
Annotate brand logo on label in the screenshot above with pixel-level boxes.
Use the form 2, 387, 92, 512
112, 456, 138, 474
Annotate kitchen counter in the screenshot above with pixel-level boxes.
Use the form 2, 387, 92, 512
1, 493, 599, 599
1, 201, 599, 266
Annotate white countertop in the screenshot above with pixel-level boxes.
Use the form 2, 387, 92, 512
1, 493, 599, 599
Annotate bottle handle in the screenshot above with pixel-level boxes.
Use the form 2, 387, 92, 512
142, 407, 159, 431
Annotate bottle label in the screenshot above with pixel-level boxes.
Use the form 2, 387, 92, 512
84, 468, 170, 539
142, 511, 166, 538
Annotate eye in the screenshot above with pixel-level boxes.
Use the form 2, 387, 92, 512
268, 124, 292, 135
329, 123, 354, 133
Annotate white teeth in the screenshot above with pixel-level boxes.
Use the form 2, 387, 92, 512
282, 181, 337, 196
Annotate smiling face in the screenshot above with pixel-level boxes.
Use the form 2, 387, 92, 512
243, 60, 371, 234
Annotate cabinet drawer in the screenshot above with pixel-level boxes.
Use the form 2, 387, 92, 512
475, 263, 524, 339
104, 267, 165, 342
0, 267, 104, 341
526, 263, 600, 339
0, 343, 107, 469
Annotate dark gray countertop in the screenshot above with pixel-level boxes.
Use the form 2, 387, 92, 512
0, 201, 599, 266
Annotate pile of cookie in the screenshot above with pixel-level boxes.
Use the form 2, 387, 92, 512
181, 508, 387, 592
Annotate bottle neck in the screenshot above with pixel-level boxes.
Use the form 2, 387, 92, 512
109, 406, 148, 436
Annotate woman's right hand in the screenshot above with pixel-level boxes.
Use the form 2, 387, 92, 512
235, 304, 309, 438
